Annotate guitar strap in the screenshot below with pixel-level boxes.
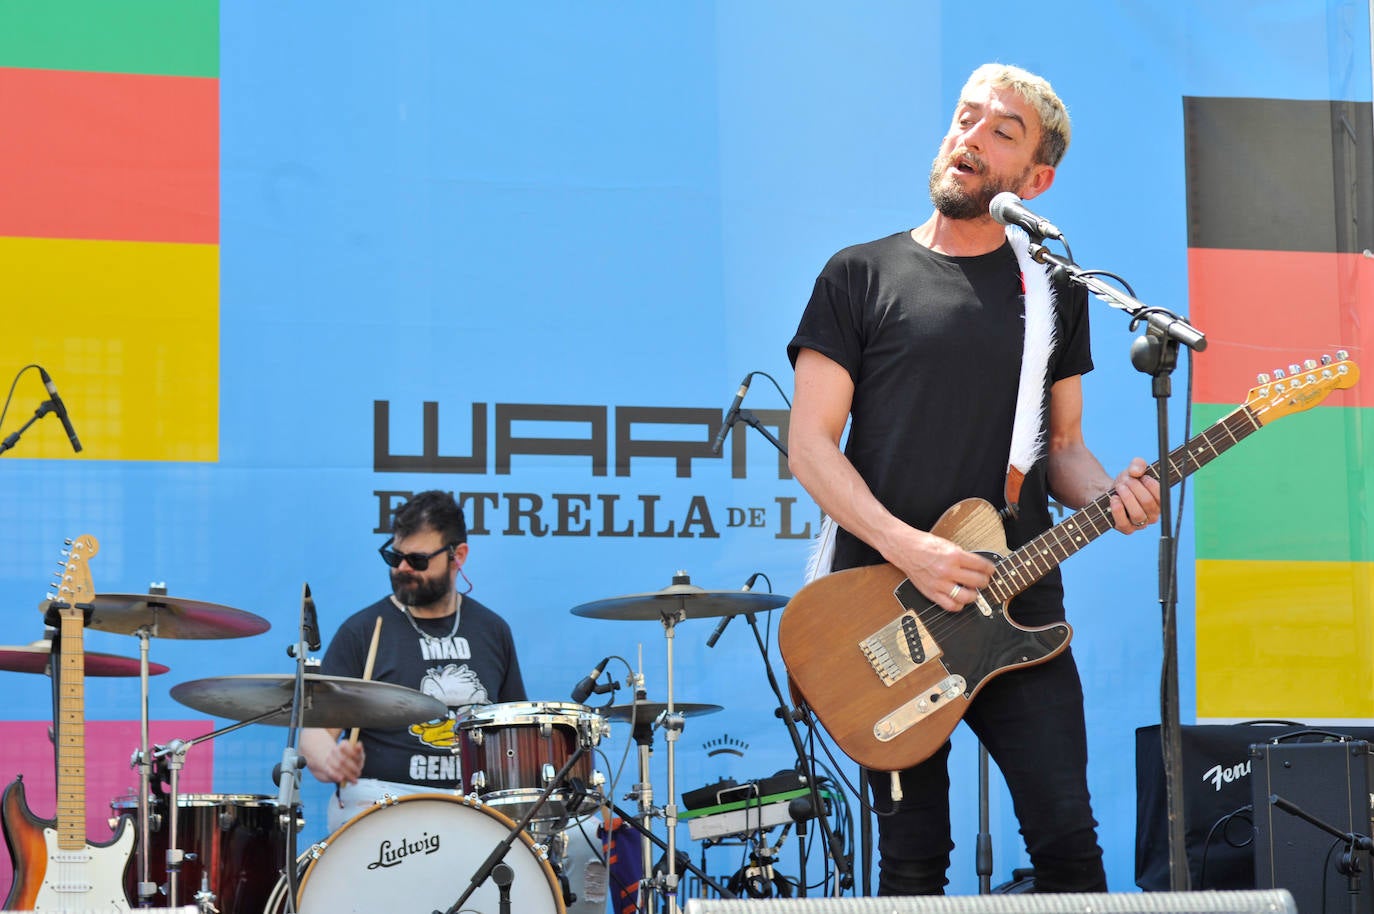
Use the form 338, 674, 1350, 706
1003, 225, 1057, 518
803, 226, 1056, 583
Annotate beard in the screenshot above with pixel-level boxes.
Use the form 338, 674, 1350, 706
391, 569, 452, 609
928, 150, 1030, 221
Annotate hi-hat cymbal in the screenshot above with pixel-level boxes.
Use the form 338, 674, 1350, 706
51, 594, 272, 640
570, 581, 787, 621
600, 701, 723, 722
0, 641, 170, 677
170, 673, 449, 728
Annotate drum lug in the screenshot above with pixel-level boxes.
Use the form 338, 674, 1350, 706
469, 728, 484, 746
471, 771, 486, 792
541, 763, 556, 786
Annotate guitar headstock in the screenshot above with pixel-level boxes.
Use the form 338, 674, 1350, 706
1245, 352, 1359, 426
50, 534, 100, 609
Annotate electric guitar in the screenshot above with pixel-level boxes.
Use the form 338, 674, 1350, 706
2, 535, 135, 911
779, 353, 1360, 771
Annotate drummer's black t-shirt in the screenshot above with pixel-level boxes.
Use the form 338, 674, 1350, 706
319, 594, 526, 787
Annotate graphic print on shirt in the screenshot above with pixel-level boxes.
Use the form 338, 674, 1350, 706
406, 639, 490, 750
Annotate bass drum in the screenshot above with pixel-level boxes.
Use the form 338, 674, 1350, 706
293, 794, 565, 914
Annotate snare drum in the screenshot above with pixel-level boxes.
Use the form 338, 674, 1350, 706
296, 794, 565, 913
112, 793, 288, 914
458, 700, 604, 823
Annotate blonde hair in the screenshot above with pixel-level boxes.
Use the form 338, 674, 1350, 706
961, 63, 1071, 167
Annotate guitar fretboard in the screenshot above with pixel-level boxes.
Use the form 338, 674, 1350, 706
56, 606, 87, 851
988, 404, 1261, 604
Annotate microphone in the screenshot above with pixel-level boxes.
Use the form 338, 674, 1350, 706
710, 373, 753, 454
989, 192, 1065, 241
301, 583, 321, 652
707, 573, 760, 648
570, 656, 611, 703
38, 368, 82, 453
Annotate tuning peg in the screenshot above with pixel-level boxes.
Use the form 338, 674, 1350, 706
1337, 349, 1350, 360
1273, 368, 1286, 379
1304, 359, 1318, 370
1256, 372, 1271, 385
1288, 363, 1301, 376
1321, 354, 1333, 365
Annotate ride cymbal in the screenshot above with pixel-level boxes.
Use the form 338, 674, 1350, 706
570, 576, 787, 621
170, 673, 449, 728
0, 640, 169, 677
600, 701, 722, 722
53, 594, 273, 640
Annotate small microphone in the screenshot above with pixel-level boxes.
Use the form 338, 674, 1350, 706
570, 656, 611, 703
38, 368, 82, 453
710, 373, 753, 454
301, 583, 321, 652
989, 192, 1065, 241
707, 573, 760, 648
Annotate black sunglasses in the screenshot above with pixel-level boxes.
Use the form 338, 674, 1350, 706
378, 537, 453, 571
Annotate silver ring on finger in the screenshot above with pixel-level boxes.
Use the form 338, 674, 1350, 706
949, 584, 962, 600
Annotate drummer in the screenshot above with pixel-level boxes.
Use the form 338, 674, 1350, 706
301, 489, 527, 831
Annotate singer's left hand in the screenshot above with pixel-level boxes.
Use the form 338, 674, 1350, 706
1108, 457, 1160, 534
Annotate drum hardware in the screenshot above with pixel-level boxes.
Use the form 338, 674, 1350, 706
571, 571, 783, 913
57, 583, 273, 908
444, 741, 595, 914
457, 700, 608, 826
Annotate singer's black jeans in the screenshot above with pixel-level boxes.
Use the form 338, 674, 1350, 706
867, 647, 1107, 895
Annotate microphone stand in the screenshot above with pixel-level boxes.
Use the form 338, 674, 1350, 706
442, 743, 590, 914
1269, 793, 1373, 914
735, 408, 788, 458
740, 611, 850, 895
274, 585, 316, 913
1028, 238, 1206, 892
0, 399, 59, 456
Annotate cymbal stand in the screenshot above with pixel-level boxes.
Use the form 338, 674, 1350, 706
142, 712, 278, 910
653, 575, 691, 913
131, 617, 158, 907
624, 693, 660, 913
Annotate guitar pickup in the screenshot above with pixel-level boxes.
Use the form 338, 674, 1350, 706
873, 675, 967, 741
859, 610, 941, 687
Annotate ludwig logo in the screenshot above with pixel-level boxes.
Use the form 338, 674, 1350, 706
368, 831, 442, 869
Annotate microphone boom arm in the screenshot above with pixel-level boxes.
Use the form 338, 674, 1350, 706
1028, 242, 1207, 352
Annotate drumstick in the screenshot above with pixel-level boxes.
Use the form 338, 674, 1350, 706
347, 616, 383, 745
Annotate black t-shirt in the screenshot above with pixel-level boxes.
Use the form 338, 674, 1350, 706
319, 594, 527, 787
787, 230, 1093, 623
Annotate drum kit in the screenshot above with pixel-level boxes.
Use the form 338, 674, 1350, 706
7, 545, 817, 914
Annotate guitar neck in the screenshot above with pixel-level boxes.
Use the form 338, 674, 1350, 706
988, 402, 1262, 604
55, 606, 88, 851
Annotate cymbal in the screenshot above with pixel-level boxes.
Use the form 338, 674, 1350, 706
0, 641, 169, 677
601, 701, 722, 722
570, 583, 787, 621
170, 673, 449, 728
61, 594, 272, 640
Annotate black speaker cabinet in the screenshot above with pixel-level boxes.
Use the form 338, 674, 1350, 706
1251, 740, 1374, 914
682, 890, 1295, 913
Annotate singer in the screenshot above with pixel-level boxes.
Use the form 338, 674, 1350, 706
300, 490, 527, 832
787, 64, 1160, 895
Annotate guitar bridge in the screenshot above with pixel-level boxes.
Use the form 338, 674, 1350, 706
860, 610, 941, 687
873, 675, 967, 741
